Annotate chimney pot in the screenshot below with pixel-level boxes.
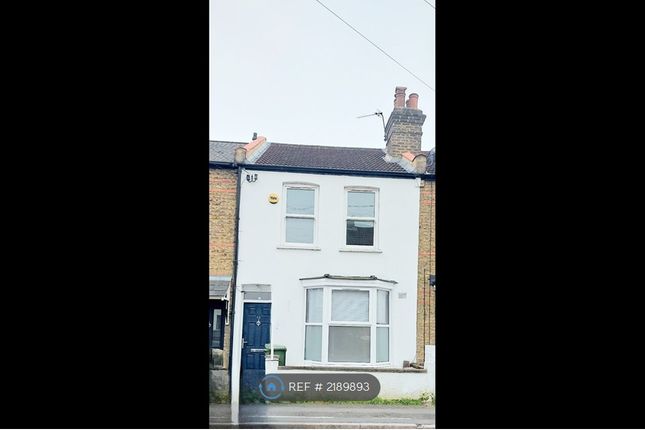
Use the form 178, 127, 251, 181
252, 132, 257, 140
385, 87, 426, 158
394, 86, 407, 108
406, 93, 419, 109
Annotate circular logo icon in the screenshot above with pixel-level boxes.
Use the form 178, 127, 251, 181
268, 193, 279, 204
259, 374, 285, 400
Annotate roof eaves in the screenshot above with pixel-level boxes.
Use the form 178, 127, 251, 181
244, 163, 418, 178
209, 160, 237, 169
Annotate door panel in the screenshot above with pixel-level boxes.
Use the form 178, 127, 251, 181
240, 303, 271, 397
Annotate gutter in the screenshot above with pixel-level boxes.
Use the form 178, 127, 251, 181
210, 162, 435, 180
208, 161, 237, 170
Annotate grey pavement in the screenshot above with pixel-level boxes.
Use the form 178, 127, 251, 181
209, 403, 435, 429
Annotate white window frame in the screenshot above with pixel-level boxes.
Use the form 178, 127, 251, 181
375, 289, 391, 363
341, 186, 380, 251
302, 280, 393, 367
327, 287, 372, 364
279, 182, 320, 250
304, 288, 324, 362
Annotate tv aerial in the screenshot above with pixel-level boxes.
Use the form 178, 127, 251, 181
357, 110, 386, 141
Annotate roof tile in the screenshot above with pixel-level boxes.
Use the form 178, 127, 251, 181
254, 143, 409, 174
209, 140, 435, 175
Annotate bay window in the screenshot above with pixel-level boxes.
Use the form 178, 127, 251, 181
304, 287, 391, 364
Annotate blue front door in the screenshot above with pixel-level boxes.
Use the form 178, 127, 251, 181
241, 303, 271, 397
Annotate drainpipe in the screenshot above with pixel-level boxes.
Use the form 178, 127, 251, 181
423, 268, 426, 353
227, 164, 242, 398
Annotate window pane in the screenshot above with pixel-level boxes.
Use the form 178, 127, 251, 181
306, 289, 323, 323
214, 309, 222, 330
346, 220, 374, 246
287, 188, 315, 215
377, 290, 389, 324
328, 326, 370, 362
305, 325, 322, 361
211, 309, 222, 349
244, 291, 271, 301
376, 327, 389, 362
286, 217, 314, 243
347, 191, 375, 217
331, 290, 369, 322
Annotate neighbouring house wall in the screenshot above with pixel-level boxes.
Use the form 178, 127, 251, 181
235, 168, 421, 370
210, 168, 237, 277
209, 369, 230, 403
209, 167, 238, 401
416, 180, 436, 363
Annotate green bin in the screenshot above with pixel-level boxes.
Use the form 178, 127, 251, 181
264, 344, 286, 366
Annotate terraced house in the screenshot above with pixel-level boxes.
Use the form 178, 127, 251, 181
209, 86, 435, 403
208, 141, 243, 401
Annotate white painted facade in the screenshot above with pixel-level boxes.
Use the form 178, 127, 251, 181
231, 167, 424, 403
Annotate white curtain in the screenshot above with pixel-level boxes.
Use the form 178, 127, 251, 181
306, 289, 323, 323
331, 290, 369, 322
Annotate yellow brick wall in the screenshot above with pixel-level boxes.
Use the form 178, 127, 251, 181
209, 167, 238, 369
209, 169, 238, 276
416, 180, 435, 363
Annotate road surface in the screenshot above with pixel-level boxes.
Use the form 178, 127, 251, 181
209, 403, 435, 428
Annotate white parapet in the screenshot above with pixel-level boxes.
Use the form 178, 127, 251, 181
274, 367, 431, 399
265, 355, 279, 373
425, 345, 435, 394
266, 346, 435, 399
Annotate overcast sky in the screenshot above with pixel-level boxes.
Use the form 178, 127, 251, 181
210, 0, 435, 150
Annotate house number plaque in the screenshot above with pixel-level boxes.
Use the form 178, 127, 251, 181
268, 193, 279, 204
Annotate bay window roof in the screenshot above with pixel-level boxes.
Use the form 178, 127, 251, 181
300, 274, 397, 284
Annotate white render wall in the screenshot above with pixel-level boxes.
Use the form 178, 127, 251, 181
266, 345, 435, 399
235, 168, 421, 370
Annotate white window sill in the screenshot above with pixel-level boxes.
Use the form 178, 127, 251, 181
281, 364, 425, 373
277, 244, 321, 251
303, 361, 391, 367
339, 247, 382, 253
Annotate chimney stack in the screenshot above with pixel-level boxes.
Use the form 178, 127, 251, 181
385, 87, 427, 158
234, 134, 268, 164
234, 147, 247, 164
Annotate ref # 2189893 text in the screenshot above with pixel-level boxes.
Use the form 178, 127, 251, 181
258, 373, 380, 401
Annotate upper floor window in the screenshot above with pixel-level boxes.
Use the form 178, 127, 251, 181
345, 188, 378, 247
283, 184, 318, 245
